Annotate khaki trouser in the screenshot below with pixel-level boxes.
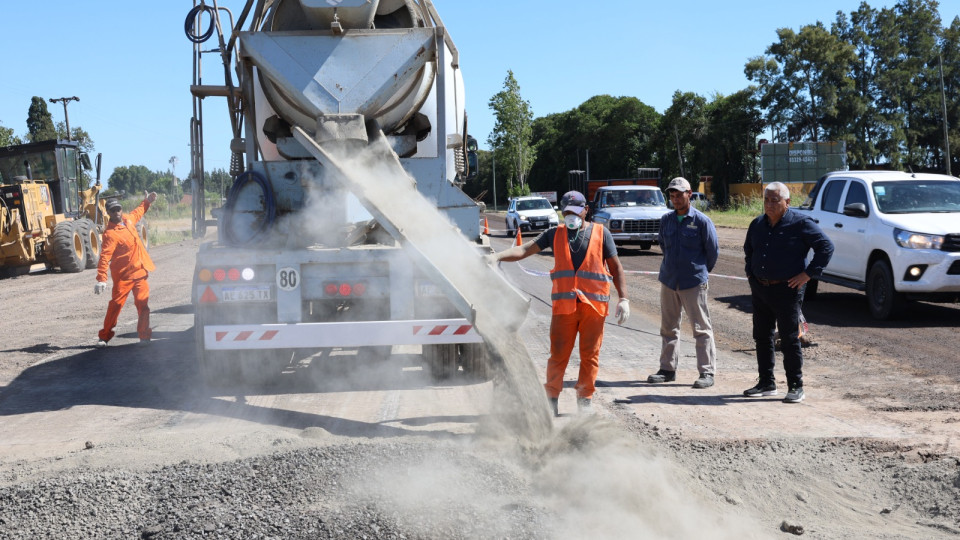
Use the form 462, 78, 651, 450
544, 302, 606, 399
659, 282, 716, 376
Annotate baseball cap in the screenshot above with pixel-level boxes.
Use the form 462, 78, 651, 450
106, 199, 122, 212
559, 191, 586, 214
667, 176, 691, 191
666, 177, 691, 192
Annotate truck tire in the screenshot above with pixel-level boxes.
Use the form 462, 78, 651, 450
77, 219, 101, 269
867, 260, 905, 320
423, 344, 457, 381
52, 221, 86, 273
459, 342, 493, 381
639, 242, 652, 250
505, 219, 514, 238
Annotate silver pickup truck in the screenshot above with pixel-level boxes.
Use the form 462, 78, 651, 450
589, 185, 671, 250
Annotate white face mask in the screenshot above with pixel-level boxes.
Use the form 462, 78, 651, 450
564, 215, 583, 229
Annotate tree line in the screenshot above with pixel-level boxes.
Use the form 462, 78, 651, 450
476, 0, 959, 206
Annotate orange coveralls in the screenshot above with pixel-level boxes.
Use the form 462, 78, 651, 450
96, 200, 155, 342
545, 223, 612, 400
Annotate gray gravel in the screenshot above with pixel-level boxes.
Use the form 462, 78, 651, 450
0, 441, 548, 539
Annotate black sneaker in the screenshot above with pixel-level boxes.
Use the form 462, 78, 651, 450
783, 385, 805, 403
692, 374, 714, 389
647, 369, 676, 383
743, 380, 778, 397
548, 397, 559, 417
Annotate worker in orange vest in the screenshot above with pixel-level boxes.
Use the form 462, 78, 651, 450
94, 192, 157, 347
486, 190, 629, 417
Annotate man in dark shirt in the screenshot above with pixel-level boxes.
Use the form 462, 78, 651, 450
743, 182, 834, 403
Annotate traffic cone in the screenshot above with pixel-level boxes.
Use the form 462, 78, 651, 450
515, 228, 523, 246
483, 217, 489, 235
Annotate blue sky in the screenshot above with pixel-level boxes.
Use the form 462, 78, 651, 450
1, 1, 953, 187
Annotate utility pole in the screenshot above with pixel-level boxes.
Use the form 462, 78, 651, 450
674, 126, 686, 178
492, 153, 497, 211
49, 96, 80, 141
939, 54, 952, 176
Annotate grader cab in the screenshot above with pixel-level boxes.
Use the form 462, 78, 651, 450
0, 139, 108, 277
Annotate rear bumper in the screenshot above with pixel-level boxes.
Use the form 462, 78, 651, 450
203, 318, 483, 350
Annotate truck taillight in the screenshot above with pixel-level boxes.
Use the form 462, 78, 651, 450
324, 281, 367, 297
199, 267, 256, 283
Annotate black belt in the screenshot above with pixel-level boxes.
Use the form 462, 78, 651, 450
756, 278, 784, 286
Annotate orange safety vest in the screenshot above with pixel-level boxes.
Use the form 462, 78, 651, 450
551, 223, 612, 316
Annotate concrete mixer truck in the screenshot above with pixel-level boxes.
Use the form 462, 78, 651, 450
186, 0, 528, 385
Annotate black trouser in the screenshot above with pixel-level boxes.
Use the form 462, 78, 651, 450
749, 278, 803, 388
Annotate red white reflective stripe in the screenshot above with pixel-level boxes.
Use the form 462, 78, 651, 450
204, 318, 482, 350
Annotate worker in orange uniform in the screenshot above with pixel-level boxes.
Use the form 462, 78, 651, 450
486, 191, 629, 417
94, 192, 157, 347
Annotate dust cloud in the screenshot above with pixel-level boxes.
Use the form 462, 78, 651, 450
312, 131, 554, 443
296, 132, 765, 536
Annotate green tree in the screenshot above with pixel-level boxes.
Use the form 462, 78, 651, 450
108, 165, 154, 195
942, 15, 960, 174
26, 97, 56, 143
871, 0, 945, 169
529, 95, 660, 193
746, 23, 857, 143
659, 91, 708, 183
0, 123, 22, 147
694, 90, 766, 204
831, 5, 884, 168
488, 70, 536, 197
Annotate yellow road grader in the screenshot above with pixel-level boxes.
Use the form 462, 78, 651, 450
0, 139, 113, 277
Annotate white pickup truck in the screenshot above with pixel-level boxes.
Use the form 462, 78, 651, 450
797, 171, 960, 319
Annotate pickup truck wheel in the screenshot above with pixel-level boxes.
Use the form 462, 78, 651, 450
639, 242, 652, 250
867, 260, 904, 320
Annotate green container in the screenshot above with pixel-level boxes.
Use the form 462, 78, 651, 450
760, 142, 847, 183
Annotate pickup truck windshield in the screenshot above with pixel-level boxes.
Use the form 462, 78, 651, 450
600, 190, 664, 207
873, 181, 960, 213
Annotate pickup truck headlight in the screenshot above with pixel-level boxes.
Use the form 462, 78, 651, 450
895, 228, 943, 250
518, 215, 529, 222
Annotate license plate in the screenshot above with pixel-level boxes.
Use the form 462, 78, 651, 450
221, 285, 271, 302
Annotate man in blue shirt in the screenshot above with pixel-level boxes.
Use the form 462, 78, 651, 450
648, 177, 719, 389
743, 182, 834, 403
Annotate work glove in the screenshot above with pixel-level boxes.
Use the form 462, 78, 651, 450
94, 282, 107, 295
615, 298, 630, 325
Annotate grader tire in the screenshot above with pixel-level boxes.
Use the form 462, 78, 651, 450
77, 219, 101, 269
52, 221, 85, 273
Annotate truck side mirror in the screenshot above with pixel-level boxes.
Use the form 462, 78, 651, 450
80, 152, 93, 171
842, 202, 868, 217
466, 149, 478, 181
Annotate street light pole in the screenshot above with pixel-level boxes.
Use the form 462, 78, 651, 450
48, 96, 80, 141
